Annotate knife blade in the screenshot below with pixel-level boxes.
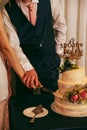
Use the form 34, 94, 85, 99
40, 87, 54, 95
38, 81, 55, 95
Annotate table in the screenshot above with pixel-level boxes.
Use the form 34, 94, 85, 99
9, 93, 87, 130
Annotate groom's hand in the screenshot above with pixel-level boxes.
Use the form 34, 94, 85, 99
22, 69, 39, 89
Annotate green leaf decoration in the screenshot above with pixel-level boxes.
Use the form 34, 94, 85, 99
58, 59, 79, 73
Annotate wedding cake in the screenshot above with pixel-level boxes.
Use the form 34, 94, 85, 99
51, 62, 87, 117
51, 39, 87, 117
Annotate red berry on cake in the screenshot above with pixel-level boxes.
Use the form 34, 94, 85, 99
79, 90, 87, 99
71, 94, 79, 102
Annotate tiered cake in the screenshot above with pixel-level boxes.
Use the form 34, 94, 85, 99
51, 39, 87, 117
51, 66, 87, 117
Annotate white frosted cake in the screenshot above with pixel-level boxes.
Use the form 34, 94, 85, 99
51, 66, 87, 117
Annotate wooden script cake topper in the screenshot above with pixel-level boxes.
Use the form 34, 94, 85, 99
60, 38, 83, 64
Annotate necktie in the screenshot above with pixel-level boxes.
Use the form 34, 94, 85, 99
27, 2, 36, 26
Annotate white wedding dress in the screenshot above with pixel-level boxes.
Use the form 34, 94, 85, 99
0, 52, 10, 130
0, 52, 8, 101
0, 1, 11, 129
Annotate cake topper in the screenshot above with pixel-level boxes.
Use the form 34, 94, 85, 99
58, 38, 83, 73
60, 38, 83, 65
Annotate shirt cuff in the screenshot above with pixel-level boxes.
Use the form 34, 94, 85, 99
21, 62, 34, 71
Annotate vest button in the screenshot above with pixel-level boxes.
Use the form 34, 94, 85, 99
40, 44, 42, 47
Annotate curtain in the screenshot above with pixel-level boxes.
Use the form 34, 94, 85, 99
59, 0, 87, 74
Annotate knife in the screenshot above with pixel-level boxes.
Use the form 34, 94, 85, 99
38, 81, 55, 95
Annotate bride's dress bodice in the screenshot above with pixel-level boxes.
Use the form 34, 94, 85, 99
0, 52, 8, 102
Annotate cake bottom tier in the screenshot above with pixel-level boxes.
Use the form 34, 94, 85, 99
51, 90, 87, 117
